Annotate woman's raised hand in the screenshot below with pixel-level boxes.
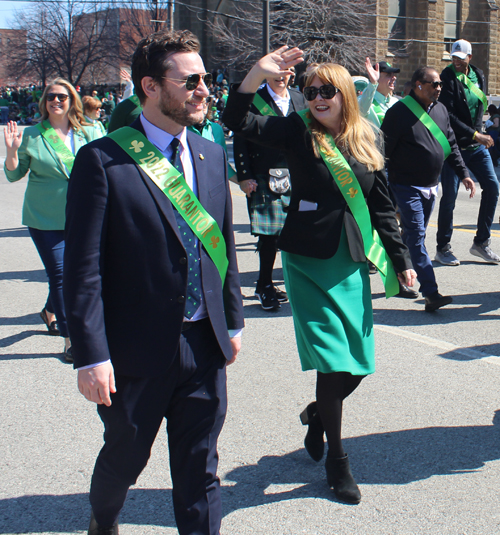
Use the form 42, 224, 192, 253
4, 121, 23, 152
239, 46, 304, 94
256, 46, 304, 78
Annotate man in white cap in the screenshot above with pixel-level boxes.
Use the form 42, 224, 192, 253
436, 39, 500, 265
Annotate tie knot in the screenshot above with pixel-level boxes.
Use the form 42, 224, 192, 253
170, 137, 181, 152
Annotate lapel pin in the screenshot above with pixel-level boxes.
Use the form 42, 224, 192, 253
199, 153, 205, 160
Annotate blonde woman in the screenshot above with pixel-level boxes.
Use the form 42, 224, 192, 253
82, 95, 106, 137
223, 48, 416, 503
4, 78, 101, 361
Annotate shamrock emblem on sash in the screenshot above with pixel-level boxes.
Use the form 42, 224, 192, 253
210, 236, 219, 249
49, 135, 60, 144
130, 140, 144, 153
348, 187, 358, 198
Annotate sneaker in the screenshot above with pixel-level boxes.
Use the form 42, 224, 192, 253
470, 240, 500, 264
255, 284, 280, 310
273, 285, 288, 302
435, 244, 460, 266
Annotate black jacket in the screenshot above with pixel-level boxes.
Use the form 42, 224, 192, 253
223, 89, 412, 272
439, 63, 486, 149
382, 90, 468, 187
233, 85, 307, 180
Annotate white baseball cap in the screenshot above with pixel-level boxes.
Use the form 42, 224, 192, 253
451, 39, 472, 59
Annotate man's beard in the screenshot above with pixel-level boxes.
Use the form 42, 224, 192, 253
159, 87, 205, 127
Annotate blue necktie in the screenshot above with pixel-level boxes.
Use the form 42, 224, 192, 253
169, 138, 202, 319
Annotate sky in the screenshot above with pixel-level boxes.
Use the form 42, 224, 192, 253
0, 2, 31, 29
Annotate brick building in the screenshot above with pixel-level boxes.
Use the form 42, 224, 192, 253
375, 0, 500, 94
0, 29, 28, 86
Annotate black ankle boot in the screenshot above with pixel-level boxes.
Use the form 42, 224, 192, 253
325, 453, 361, 504
299, 402, 325, 462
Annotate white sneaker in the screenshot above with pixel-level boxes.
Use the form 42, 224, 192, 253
470, 240, 500, 264
435, 244, 460, 266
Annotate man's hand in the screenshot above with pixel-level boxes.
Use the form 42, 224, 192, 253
78, 361, 116, 406
461, 176, 476, 198
227, 336, 242, 365
475, 132, 494, 148
365, 57, 380, 85
120, 69, 132, 82
398, 269, 417, 288
239, 179, 258, 197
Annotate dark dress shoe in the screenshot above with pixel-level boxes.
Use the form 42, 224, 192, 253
325, 453, 361, 504
424, 291, 453, 312
396, 282, 419, 299
88, 511, 119, 534
40, 308, 60, 336
300, 402, 325, 462
64, 346, 73, 363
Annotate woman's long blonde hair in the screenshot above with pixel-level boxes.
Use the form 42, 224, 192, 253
304, 63, 384, 172
39, 78, 89, 131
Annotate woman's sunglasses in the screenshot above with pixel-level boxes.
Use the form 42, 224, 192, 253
421, 80, 443, 88
303, 84, 340, 102
163, 73, 213, 91
47, 93, 69, 102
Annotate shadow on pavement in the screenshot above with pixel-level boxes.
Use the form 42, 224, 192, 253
0, 227, 30, 238
0, 269, 46, 282
1, 412, 498, 532
0, 312, 45, 327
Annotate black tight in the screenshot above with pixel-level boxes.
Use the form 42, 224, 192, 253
316, 371, 364, 459
257, 235, 278, 286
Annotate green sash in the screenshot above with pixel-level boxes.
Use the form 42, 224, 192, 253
401, 96, 452, 159
36, 120, 76, 172
253, 92, 278, 116
371, 99, 386, 125
108, 127, 228, 283
450, 64, 487, 108
298, 110, 399, 298
128, 94, 142, 108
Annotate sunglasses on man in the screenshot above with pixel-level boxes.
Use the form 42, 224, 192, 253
303, 84, 340, 102
420, 80, 443, 88
47, 93, 69, 102
163, 73, 213, 91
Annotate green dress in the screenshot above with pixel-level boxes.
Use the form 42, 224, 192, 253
282, 228, 375, 376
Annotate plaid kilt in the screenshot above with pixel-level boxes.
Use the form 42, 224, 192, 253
248, 175, 290, 236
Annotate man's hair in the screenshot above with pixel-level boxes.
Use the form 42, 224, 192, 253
132, 30, 201, 104
411, 66, 437, 89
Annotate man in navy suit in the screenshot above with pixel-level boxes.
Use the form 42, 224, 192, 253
64, 30, 244, 535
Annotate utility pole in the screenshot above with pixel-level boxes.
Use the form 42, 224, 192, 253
154, 0, 159, 32
263, 0, 270, 55
168, 0, 174, 31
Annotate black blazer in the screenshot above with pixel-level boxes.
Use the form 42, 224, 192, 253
223, 90, 412, 273
233, 85, 307, 180
63, 118, 244, 377
439, 64, 486, 149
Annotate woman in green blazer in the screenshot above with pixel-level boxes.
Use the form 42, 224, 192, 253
4, 78, 101, 361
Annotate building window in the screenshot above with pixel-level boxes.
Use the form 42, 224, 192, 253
444, 0, 460, 50
388, 0, 406, 53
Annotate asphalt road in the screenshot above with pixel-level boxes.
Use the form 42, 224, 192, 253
1, 132, 500, 534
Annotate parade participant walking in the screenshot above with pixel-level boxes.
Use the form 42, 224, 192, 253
382, 67, 475, 312
233, 65, 307, 310
3, 78, 100, 361
436, 39, 500, 265
358, 58, 400, 128
82, 96, 106, 138
224, 46, 415, 504
64, 30, 244, 535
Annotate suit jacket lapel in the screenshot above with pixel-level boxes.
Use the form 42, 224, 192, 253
129, 118, 182, 242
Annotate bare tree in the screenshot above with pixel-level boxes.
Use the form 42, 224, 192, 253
209, 0, 376, 73
7, 0, 117, 87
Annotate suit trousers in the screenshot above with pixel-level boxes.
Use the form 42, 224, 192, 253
89, 318, 228, 535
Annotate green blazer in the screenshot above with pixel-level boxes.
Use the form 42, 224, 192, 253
4, 124, 101, 230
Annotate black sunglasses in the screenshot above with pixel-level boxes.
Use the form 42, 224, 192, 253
421, 80, 443, 88
47, 93, 69, 102
163, 73, 213, 91
303, 84, 340, 102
